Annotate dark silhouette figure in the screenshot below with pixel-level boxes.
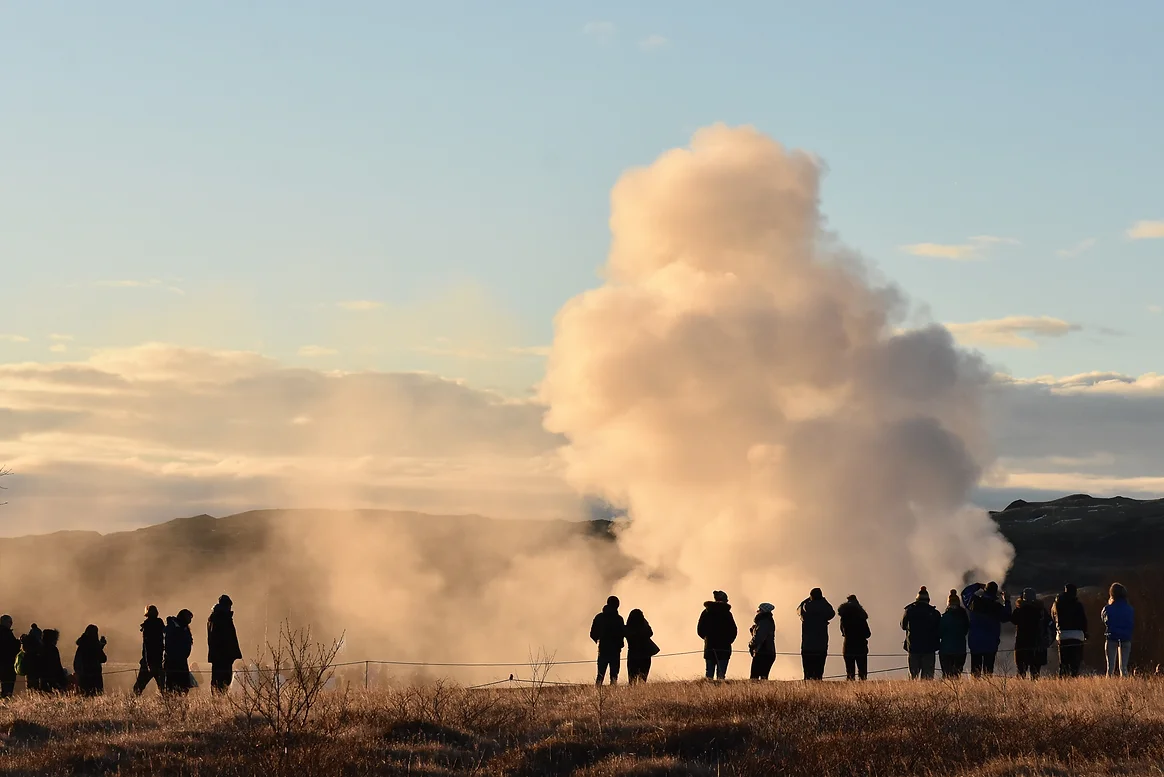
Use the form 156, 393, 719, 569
624, 608, 658, 683
1011, 588, 1049, 679
798, 588, 835, 680
901, 587, 942, 679
697, 590, 738, 680
0, 615, 19, 698
207, 595, 243, 693
134, 605, 167, 695
966, 582, 1011, 676
164, 610, 194, 694
73, 625, 108, 696
590, 595, 625, 685
1051, 583, 1088, 677
748, 602, 776, 680
20, 624, 44, 692
39, 629, 67, 693
838, 595, 870, 681
939, 589, 970, 678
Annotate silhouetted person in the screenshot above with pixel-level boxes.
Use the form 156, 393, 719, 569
698, 590, 737, 680
20, 624, 43, 692
1011, 588, 1049, 679
624, 608, 658, 684
1052, 583, 1088, 677
748, 603, 776, 680
1102, 582, 1134, 677
208, 595, 243, 693
0, 615, 18, 698
939, 589, 970, 679
902, 587, 941, 680
798, 588, 835, 680
39, 629, 67, 693
134, 605, 166, 695
838, 595, 870, 681
966, 582, 1011, 676
164, 609, 194, 694
590, 595, 625, 685
73, 625, 108, 696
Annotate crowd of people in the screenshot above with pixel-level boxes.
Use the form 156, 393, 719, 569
589, 582, 1138, 684
0, 595, 243, 699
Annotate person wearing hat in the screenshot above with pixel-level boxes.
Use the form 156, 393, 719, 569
838, 595, 871, 681
748, 603, 777, 680
698, 590, 738, 680
207, 594, 243, 693
797, 588, 835, 680
134, 605, 166, 696
1051, 583, 1088, 677
1011, 588, 1050, 679
901, 587, 942, 679
590, 595, 626, 685
939, 589, 970, 679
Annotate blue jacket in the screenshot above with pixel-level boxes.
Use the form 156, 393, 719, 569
1102, 599, 1134, 641
966, 589, 1011, 654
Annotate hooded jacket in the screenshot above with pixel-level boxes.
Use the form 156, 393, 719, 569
966, 587, 1011, 654
623, 616, 655, 660
141, 615, 166, 667
73, 632, 108, 680
1011, 596, 1050, 653
940, 605, 970, 654
838, 599, 870, 657
798, 596, 835, 654
207, 603, 243, 665
901, 599, 942, 654
590, 604, 626, 654
1051, 590, 1088, 641
165, 617, 193, 666
39, 638, 66, 691
697, 601, 738, 657
0, 625, 19, 680
748, 611, 776, 656
19, 628, 43, 679
1102, 598, 1134, 641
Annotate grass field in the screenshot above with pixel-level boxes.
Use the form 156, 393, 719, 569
4, 677, 1164, 776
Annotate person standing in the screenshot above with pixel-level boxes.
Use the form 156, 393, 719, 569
207, 595, 243, 693
73, 625, 108, 696
966, 582, 1011, 676
838, 595, 870, 681
1102, 583, 1134, 677
698, 590, 738, 680
939, 590, 970, 679
1011, 588, 1049, 679
901, 587, 942, 680
164, 609, 194, 694
0, 615, 19, 698
38, 629, 67, 693
797, 588, 835, 681
590, 596, 626, 685
134, 605, 167, 695
20, 624, 43, 693
623, 608, 658, 684
1051, 583, 1088, 677
748, 603, 777, 680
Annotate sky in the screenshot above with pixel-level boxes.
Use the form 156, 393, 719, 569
1, 2, 1162, 533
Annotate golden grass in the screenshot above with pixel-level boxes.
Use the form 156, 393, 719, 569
4, 678, 1164, 776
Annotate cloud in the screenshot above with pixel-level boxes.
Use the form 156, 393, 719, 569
337, 300, 383, 311
583, 21, 616, 44
901, 235, 1020, 260
1127, 220, 1164, 240
1057, 238, 1097, 258
49, 344, 68, 354
1149, 305, 1162, 314
639, 34, 669, 51
96, 279, 185, 295
944, 316, 1081, 349
297, 345, 338, 358
49, 334, 74, 342
0, 334, 29, 344
508, 346, 551, 357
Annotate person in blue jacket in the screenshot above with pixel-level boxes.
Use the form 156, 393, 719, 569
964, 581, 1011, 676
1101, 582, 1134, 677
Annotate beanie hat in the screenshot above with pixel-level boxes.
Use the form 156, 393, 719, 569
986, 581, 999, 595
917, 586, 930, 603
713, 590, 728, 603
758, 602, 775, 613
846, 594, 858, 603
1022, 587, 1037, 602
948, 589, 960, 606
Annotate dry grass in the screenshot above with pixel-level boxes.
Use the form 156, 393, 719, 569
4, 678, 1164, 776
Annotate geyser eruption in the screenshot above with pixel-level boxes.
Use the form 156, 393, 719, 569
542, 125, 1013, 672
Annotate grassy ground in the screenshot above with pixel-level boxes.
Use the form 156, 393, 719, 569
3, 678, 1164, 776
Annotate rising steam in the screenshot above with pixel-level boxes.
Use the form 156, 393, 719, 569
542, 125, 1014, 672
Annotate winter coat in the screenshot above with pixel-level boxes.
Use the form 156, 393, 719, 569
624, 619, 656, 660
73, 634, 107, 686
165, 618, 193, 668
940, 606, 970, 655
39, 645, 67, 691
1011, 599, 1050, 652
207, 604, 243, 665
697, 601, 738, 659
967, 590, 1011, 654
748, 611, 776, 657
19, 630, 43, 681
1051, 591, 1088, 640
141, 615, 166, 668
838, 601, 870, 657
1102, 598, 1134, 641
901, 601, 942, 654
590, 605, 626, 654
0, 626, 19, 680
798, 597, 835, 654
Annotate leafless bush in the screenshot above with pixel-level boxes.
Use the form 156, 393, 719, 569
516, 647, 557, 715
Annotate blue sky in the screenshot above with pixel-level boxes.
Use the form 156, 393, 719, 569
2, 1, 1162, 390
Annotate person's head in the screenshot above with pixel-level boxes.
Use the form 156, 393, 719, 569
1064, 583, 1077, 597
1022, 587, 1037, 604
0, 615, 11, 629
177, 609, 194, 625
758, 602, 775, 615
809, 587, 822, 600
985, 581, 999, 596
84, 624, 99, 640
948, 589, 961, 608
1110, 582, 1128, 602
145, 604, 159, 619
606, 595, 620, 609
43, 629, 59, 646
916, 586, 930, 604
713, 590, 728, 604
627, 608, 645, 626
846, 594, 859, 604
218, 594, 233, 608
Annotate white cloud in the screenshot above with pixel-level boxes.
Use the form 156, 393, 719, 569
49, 344, 68, 354
583, 21, 616, 44
1148, 305, 1162, 314
338, 300, 383, 311
508, 346, 551, 357
639, 34, 669, 51
901, 235, 1020, 260
49, 334, 74, 342
945, 315, 1080, 349
0, 334, 29, 344
1057, 238, 1097, 258
297, 345, 338, 358
1127, 220, 1164, 240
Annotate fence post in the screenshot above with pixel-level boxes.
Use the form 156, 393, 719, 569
364, 661, 369, 689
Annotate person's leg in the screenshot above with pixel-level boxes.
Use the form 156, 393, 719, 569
596, 654, 608, 686
750, 653, 763, 680
643, 656, 652, 682
1120, 641, 1132, 677
1106, 639, 1119, 677
801, 653, 811, 680
1016, 651, 1029, 678
706, 656, 716, 680
133, 661, 151, 696
1065, 643, 1083, 676
922, 653, 936, 680
844, 656, 856, 681
908, 654, 920, 679
940, 654, 954, 678
857, 655, 868, 681
762, 654, 776, 680
716, 651, 729, 681
812, 654, 827, 681
969, 653, 981, 677
609, 653, 621, 685
983, 652, 996, 676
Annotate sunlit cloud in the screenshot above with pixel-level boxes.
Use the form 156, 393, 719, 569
945, 315, 1080, 349
1127, 220, 1164, 240
901, 235, 1020, 260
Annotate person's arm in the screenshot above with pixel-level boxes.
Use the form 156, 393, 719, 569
697, 611, 708, 639
901, 609, 909, 632
590, 614, 601, 644
728, 615, 738, 644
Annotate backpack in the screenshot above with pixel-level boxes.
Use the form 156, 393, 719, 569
14, 649, 25, 676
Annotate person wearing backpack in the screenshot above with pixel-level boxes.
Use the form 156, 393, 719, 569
940, 589, 970, 678
1102, 583, 1134, 677
838, 595, 871, 681
624, 608, 659, 684
0, 615, 19, 698
1051, 583, 1088, 677
901, 587, 942, 679
748, 603, 777, 680
590, 595, 626, 685
1011, 588, 1049, 679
